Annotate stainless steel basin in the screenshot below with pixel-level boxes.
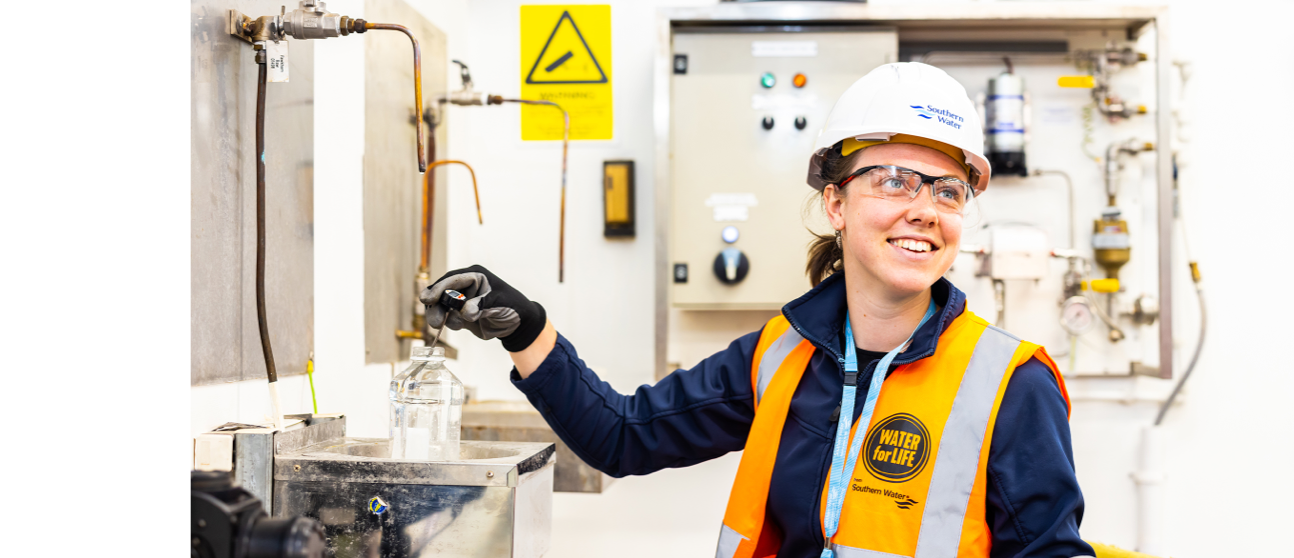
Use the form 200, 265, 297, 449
274, 436, 555, 558
310, 438, 526, 461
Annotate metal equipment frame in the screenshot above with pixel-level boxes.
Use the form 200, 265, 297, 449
652, 2, 1173, 379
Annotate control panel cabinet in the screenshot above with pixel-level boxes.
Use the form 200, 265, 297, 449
670, 28, 898, 309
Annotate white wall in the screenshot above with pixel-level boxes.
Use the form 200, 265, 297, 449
1138, 1, 1294, 553
444, 0, 714, 402
189, 1, 1294, 556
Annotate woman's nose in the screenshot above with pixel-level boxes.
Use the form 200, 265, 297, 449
906, 188, 941, 225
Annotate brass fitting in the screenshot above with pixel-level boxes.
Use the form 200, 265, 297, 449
229, 10, 280, 44
339, 16, 368, 35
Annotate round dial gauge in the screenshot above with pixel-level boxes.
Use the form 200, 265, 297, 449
1060, 296, 1095, 335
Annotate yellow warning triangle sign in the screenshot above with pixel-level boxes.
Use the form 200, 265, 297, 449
525, 11, 608, 85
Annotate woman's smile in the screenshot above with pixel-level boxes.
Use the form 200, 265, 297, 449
887, 235, 938, 255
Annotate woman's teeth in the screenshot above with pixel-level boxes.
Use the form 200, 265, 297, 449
889, 238, 933, 253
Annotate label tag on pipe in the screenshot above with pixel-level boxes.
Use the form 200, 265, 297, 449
266, 40, 290, 83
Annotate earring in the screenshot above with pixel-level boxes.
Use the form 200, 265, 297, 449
832, 229, 844, 271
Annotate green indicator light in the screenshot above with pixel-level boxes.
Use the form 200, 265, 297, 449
760, 72, 776, 88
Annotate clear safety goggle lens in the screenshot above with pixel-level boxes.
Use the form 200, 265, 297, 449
847, 165, 974, 214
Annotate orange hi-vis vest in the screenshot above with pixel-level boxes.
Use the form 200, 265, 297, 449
716, 310, 1070, 558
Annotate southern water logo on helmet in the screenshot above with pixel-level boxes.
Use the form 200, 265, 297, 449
806, 62, 992, 195
909, 105, 964, 130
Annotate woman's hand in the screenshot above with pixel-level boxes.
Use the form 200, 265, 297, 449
421, 265, 548, 353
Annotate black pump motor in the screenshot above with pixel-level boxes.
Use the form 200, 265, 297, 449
191, 471, 326, 558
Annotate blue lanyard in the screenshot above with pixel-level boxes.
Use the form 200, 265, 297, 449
820, 299, 936, 557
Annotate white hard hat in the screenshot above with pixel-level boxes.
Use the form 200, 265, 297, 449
807, 62, 990, 195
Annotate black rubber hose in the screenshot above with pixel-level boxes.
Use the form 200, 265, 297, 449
1154, 285, 1205, 426
255, 59, 277, 384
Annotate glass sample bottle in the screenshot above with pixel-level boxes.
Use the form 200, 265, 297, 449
389, 346, 463, 461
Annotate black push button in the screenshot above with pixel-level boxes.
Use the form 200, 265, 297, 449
673, 263, 689, 283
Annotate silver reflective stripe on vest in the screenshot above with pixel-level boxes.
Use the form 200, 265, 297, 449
716, 524, 747, 558
756, 326, 805, 405
914, 325, 1020, 558
833, 543, 913, 558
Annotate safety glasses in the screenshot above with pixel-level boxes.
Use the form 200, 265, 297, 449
838, 165, 974, 214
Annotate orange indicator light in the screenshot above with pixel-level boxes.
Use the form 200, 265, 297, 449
793, 73, 807, 88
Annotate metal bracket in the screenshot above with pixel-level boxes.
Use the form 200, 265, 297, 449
228, 9, 254, 44
1131, 362, 1160, 377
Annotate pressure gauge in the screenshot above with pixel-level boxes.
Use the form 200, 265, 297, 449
1060, 296, 1096, 335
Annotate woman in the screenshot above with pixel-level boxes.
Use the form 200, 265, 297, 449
424, 63, 1092, 558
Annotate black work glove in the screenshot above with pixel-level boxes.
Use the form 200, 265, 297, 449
420, 265, 547, 352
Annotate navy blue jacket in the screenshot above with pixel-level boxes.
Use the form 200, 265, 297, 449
512, 274, 1093, 558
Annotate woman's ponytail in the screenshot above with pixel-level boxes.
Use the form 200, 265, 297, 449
805, 145, 864, 287
806, 231, 843, 287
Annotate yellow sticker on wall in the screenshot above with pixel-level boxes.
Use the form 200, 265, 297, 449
520, 5, 612, 141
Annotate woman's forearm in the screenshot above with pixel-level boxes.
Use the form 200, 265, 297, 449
510, 327, 761, 477
509, 320, 557, 378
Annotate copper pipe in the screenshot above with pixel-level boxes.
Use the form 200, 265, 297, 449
420, 120, 436, 271
425, 160, 483, 223
500, 99, 569, 282
559, 114, 567, 283
419, 121, 484, 270
255, 56, 277, 383
366, 23, 426, 172
559, 180, 566, 283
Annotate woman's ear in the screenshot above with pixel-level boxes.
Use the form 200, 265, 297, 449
823, 184, 847, 231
